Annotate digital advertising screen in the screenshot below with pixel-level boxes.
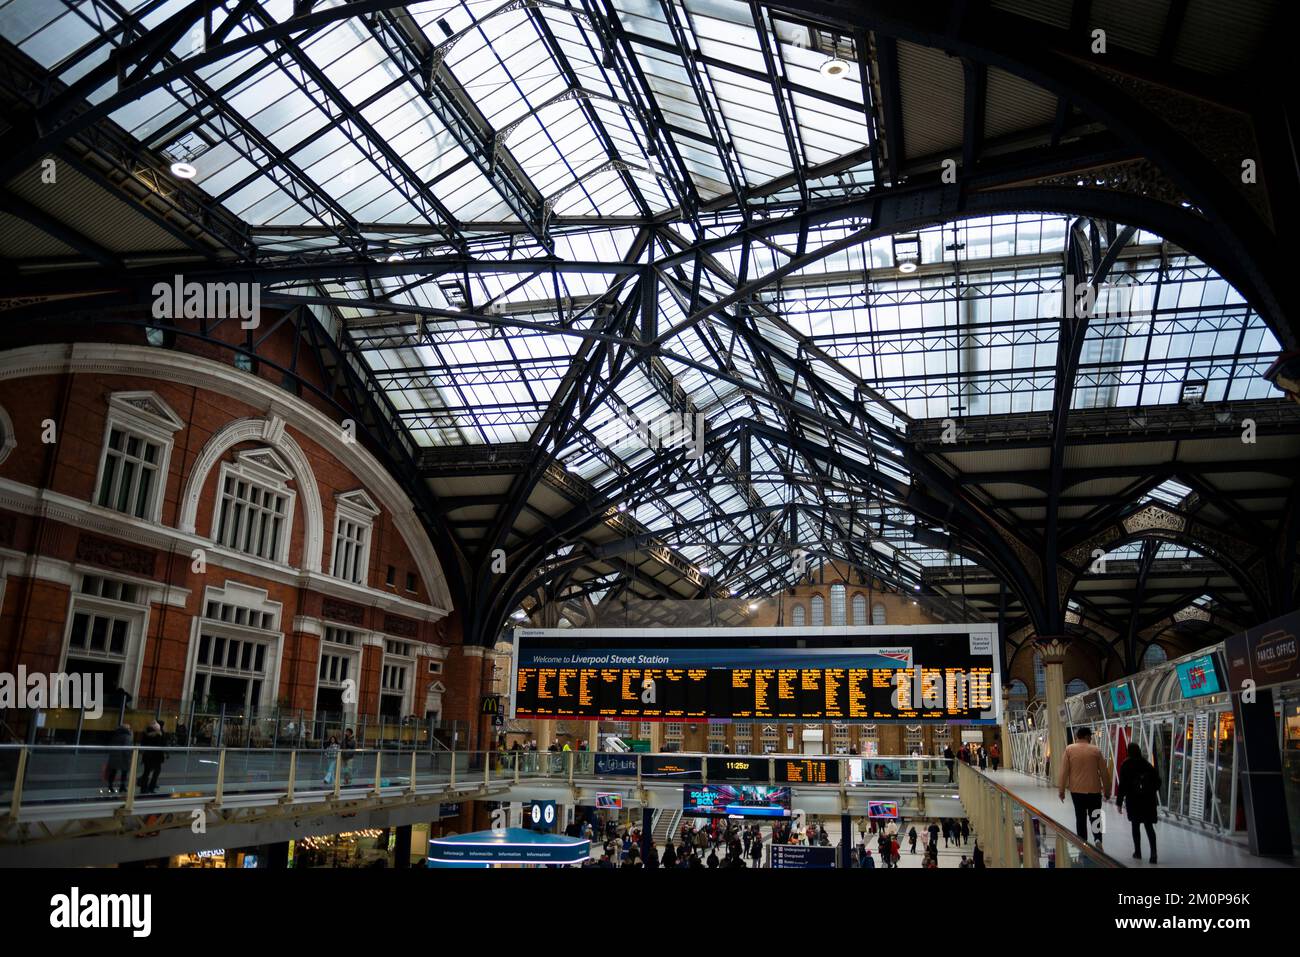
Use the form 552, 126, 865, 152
1176, 654, 1222, 698
1107, 682, 1136, 714
511, 625, 1000, 724
849, 759, 901, 783
867, 800, 899, 819
595, 793, 622, 809
683, 784, 791, 818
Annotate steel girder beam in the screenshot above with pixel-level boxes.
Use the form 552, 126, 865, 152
871, 34, 904, 185
361, 8, 547, 247
1043, 220, 1137, 628
478, 424, 750, 642
766, 0, 1297, 349
0, 1, 428, 182
0, 188, 123, 269
472, 231, 653, 549
1121, 539, 1158, 672
239, 5, 465, 251
750, 2, 808, 204
0, 42, 254, 261
583, 0, 701, 221
8, 172, 1282, 362
76, 5, 372, 259
655, 0, 748, 206
523, 5, 654, 222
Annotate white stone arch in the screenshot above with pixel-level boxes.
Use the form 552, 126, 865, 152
179, 415, 325, 572
0, 343, 451, 612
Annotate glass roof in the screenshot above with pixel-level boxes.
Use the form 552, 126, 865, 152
0, 0, 1287, 611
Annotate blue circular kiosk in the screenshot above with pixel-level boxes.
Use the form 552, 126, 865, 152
427, 828, 590, 868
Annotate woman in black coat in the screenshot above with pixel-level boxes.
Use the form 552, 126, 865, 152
1115, 742, 1160, 864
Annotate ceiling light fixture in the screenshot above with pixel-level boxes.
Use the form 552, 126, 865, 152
892, 232, 921, 274
820, 56, 850, 79
169, 161, 197, 179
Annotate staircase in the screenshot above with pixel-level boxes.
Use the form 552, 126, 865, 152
653, 807, 683, 845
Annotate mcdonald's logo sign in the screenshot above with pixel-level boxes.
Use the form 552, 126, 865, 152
481, 695, 501, 715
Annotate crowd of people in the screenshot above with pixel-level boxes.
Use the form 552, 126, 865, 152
845, 816, 979, 869
582, 817, 768, 868
575, 814, 983, 869
941, 741, 1001, 780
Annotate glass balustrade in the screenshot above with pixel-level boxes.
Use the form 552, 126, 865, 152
0, 746, 961, 816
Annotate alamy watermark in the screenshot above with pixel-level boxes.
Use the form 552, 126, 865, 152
599, 402, 705, 460
50, 887, 151, 937
1058, 275, 1154, 323
151, 274, 261, 329
0, 667, 103, 718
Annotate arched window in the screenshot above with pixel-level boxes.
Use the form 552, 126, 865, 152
871, 602, 886, 625
1065, 678, 1089, 697
1141, 643, 1168, 670
830, 584, 846, 625
1008, 678, 1029, 708
810, 594, 825, 626
792, 604, 806, 627
851, 593, 866, 625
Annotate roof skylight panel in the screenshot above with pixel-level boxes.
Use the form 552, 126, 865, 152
789, 92, 871, 165
0, 0, 73, 51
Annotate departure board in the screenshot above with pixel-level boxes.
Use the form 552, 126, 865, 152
511, 626, 1000, 723
775, 758, 839, 784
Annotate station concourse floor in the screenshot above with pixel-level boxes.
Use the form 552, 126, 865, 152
983, 769, 1294, 869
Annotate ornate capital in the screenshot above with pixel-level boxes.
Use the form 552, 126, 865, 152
1033, 635, 1071, 666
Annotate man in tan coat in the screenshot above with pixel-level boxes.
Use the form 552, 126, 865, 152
1058, 727, 1110, 845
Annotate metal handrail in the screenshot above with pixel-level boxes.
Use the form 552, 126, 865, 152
958, 762, 1120, 868
0, 745, 959, 822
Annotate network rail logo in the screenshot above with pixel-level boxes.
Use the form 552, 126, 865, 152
0, 668, 103, 718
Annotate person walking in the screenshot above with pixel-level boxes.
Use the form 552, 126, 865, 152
943, 744, 955, 782
1115, 742, 1160, 864
1058, 727, 1110, 845
908, 825, 918, 854
138, 721, 166, 794
989, 742, 1001, 772
104, 723, 134, 793
341, 727, 358, 785
927, 820, 939, 853
960, 818, 970, 845
973, 840, 985, 868
662, 839, 677, 869
322, 735, 340, 785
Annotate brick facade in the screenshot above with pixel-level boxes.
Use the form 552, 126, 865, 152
0, 341, 465, 742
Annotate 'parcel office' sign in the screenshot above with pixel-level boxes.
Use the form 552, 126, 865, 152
1225, 611, 1300, 692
